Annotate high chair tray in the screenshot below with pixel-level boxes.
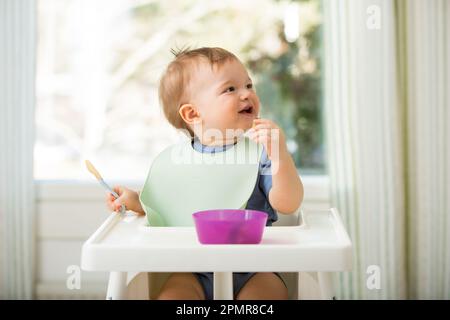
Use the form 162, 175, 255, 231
81, 208, 352, 272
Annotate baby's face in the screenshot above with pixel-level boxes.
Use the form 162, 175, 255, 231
188, 58, 260, 141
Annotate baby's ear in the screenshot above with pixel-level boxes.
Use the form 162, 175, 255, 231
179, 104, 201, 125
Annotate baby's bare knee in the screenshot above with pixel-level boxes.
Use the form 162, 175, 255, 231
238, 286, 288, 300
236, 273, 288, 300
157, 288, 202, 300
157, 273, 205, 300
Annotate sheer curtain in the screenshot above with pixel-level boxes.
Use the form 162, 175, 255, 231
0, 0, 36, 299
323, 0, 449, 299
402, 0, 450, 299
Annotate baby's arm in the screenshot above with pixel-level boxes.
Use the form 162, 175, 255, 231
106, 186, 145, 216
249, 118, 304, 214
268, 149, 304, 214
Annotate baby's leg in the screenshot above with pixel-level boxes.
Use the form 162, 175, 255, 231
157, 273, 205, 300
236, 272, 288, 300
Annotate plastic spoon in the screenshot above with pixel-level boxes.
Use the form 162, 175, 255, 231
84, 160, 126, 215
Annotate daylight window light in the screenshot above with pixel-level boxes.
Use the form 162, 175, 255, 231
283, 2, 300, 43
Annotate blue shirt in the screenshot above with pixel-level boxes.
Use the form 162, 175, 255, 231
191, 137, 278, 225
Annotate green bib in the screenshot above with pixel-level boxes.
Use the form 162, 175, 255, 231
139, 136, 263, 226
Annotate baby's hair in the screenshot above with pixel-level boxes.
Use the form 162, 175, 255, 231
169, 45, 190, 58
159, 46, 238, 137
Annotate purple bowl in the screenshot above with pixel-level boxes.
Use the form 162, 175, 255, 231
192, 209, 268, 244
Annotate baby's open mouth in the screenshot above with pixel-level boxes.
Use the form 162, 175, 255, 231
238, 105, 253, 114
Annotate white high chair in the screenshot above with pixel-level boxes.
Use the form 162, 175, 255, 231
81, 208, 352, 300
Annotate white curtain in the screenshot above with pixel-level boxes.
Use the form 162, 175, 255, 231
402, 0, 450, 299
323, 0, 450, 299
0, 0, 36, 299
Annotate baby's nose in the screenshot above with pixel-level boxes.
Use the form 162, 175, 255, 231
240, 89, 251, 100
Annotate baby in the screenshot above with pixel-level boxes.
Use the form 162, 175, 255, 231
106, 47, 304, 300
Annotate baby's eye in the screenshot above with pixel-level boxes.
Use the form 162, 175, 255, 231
246, 83, 253, 89
224, 86, 235, 93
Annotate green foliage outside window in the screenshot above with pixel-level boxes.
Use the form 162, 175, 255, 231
245, 1, 323, 173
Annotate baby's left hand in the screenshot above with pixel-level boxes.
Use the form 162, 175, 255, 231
247, 118, 288, 161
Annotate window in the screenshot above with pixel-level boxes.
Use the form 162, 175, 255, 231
36, 0, 324, 180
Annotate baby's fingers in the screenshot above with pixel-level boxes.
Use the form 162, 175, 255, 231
248, 127, 272, 140
253, 118, 275, 126
251, 125, 277, 133
105, 193, 121, 212
106, 200, 117, 212
113, 198, 126, 212
112, 186, 123, 197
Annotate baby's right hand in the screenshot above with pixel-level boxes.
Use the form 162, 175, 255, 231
105, 186, 144, 216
